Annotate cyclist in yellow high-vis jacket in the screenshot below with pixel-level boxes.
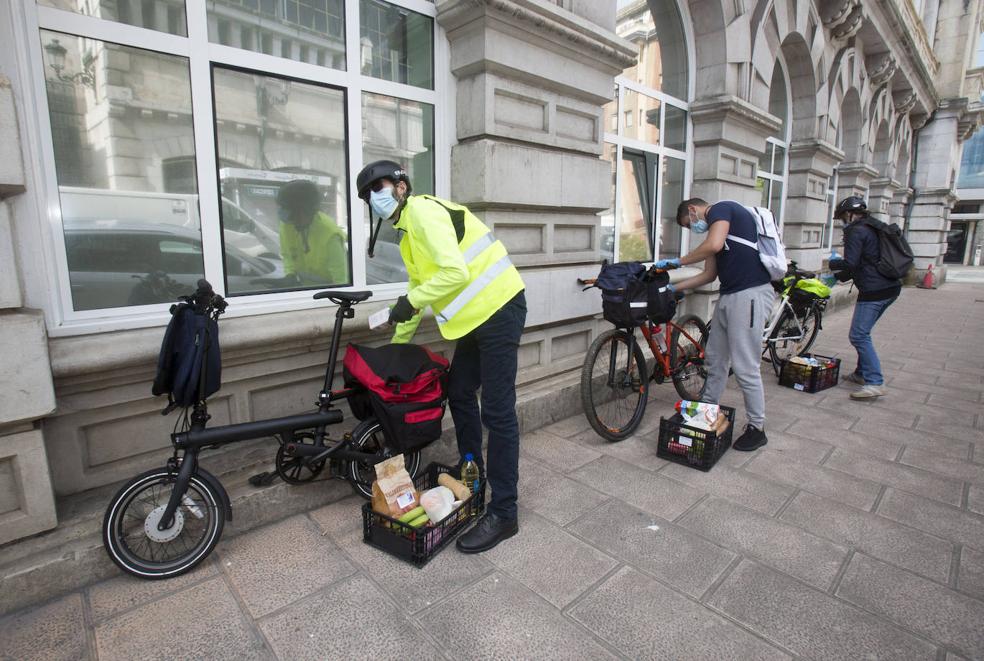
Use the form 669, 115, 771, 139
357, 160, 526, 554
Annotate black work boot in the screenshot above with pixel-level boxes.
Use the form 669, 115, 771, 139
456, 512, 518, 554
733, 424, 768, 452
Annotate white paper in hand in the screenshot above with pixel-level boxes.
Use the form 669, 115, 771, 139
368, 306, 392, 330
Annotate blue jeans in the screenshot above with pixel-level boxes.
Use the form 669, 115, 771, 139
848, 297, 897, 386
448, 291, 526, 519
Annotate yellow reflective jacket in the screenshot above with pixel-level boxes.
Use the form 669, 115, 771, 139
280, 211, 349, 285
391, 195, 524, 343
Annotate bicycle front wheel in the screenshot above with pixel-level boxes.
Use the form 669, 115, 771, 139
103, 468, 224, 579
670, 314, 709, 401
580, 329, 649, 442
768, 306, 820, 367
347, 418, 421, 499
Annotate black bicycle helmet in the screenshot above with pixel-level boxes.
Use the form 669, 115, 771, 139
834, 195, 867, 218
356, 160, 411, 202
276, 179, 321, 217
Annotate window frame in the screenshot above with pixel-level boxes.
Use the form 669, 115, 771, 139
757, 59, 791, 229
15, 0, 449, 336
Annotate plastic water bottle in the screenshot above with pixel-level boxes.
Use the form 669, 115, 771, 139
461, 453, 480, 496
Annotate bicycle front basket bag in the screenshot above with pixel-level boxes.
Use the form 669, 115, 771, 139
342, 343, 450, 452
152, 302, 221, 412
643, 268, 677, 324
596, 261, 648, 328
789, 278, 830, 313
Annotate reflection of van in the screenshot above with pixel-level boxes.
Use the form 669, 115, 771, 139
58, 187, 280, 259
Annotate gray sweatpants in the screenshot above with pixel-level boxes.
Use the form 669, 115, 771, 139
703, 284, 776, 430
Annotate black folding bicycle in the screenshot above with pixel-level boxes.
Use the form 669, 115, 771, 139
103, 280, 420, 579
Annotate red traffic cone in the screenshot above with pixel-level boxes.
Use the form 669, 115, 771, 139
919, 264, 936, 289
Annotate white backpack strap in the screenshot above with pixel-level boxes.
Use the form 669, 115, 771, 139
726, 234, 758, 250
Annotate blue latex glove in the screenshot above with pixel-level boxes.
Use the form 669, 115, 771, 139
654, 258, 681, 270
667, 283, 685, 301
820, 274, 837, 288
829, 250, 842, 261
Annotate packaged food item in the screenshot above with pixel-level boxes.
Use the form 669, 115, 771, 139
437, 473, 471, 501
675, 400, 720, 431
419, 486, 455, 522
372, 454, 419, 519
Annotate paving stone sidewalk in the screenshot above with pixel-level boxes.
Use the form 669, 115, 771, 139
3, 284, 984, 660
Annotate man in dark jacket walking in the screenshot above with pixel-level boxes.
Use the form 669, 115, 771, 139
829, 196, 901, 400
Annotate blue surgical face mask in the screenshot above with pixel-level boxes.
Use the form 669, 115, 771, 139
690, 219, 708, 234
369, 187, 399, 221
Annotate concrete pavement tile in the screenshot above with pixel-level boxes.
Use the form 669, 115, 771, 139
415, 572, 617, 660
95, 578, 267, 661
900, 446, 984, 484
483, 509, 617, 608
541, 414, 593, 439
259, 574, 439, 661
779, 427, 902, 461
569, 455, 703, 520
889, 380, 981, 404
836, 554, 984, 659
0, 592, 87, 661
517, 455, 610, 526
878, 489, 984, 550
659, 461, 795, 516
915, 412, 983, 442
818, 398, 920, 429
87, 560, 217, 623
567, 499, 735, 598
520, 429, 602, 473
708, 559, 936, 660
568, 427, 668, 472
779, 491, 953, 584
925, 393, 984, 415
676, 498, 848, 590
218, 514, 357, 618
850, 418, 974, 460
958, 546, 984, 601
970, 485, 984, 516
568, 566, 790, 660
745, 450, 882, 510
310, 496, 494, 615
824, 449, 964, 506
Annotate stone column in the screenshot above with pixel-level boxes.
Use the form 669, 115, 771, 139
436, 0, 635, 373
867, 178, 897, 220
684, 96, 781, 318
890, 186, 913, 226
784, 139, 844, 271
0, 75, 58, 545
831, 162, 879, 250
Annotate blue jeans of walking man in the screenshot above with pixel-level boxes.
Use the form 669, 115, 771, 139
849, 297, 897, 386
448, 291, 526, 519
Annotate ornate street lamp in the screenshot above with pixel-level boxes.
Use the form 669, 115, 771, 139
44, 38, 96, 89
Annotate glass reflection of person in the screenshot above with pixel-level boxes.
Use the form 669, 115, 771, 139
256, 179, 348, 288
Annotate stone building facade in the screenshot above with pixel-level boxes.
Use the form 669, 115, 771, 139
1, 0, 982, 606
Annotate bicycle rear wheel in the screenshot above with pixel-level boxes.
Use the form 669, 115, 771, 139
768, 306, 820, 368
347, 418, 421, 499
670, 314, 709, 401
580, 329, 649, 442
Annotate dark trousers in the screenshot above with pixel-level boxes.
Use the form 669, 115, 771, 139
448, 291, 526, 519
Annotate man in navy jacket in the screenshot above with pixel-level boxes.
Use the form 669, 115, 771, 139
829, 196, 901, 400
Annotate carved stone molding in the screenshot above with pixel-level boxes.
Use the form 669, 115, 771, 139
437, 0, 637, 71
822, 0, 863, 42
893, 90, 917, 115
866, 52, 897, 88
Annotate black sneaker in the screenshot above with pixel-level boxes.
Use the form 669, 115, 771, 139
733, 425, 768, 452
456, 512, 518, 554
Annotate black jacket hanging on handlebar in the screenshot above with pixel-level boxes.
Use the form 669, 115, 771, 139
152, 302, 222, 413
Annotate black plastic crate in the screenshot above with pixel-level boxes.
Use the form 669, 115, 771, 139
778, 353, 841, 393
656, 405, 736, 471
362, 462, 485, 567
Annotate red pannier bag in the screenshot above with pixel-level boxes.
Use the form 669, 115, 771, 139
342, 343, 450, 452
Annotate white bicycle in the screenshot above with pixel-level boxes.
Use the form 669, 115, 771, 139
761, 261, 828, 373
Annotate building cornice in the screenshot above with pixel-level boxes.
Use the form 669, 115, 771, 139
690, 95, 782, 140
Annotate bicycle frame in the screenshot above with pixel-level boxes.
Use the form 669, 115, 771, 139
639, 321, 703, 380
158, 289, 380, 531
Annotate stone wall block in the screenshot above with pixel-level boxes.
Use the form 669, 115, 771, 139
0, 429, 57, 545
0, 76, 25, 197
0, 202, 22, 309
477, 209, 599, 266
0, 311, 55, 425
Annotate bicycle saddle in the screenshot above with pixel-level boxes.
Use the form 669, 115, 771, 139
313, 289, 372, 304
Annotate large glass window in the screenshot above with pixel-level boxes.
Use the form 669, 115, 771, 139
40, 31, 203, 311
757, 62, 789, 225
39, 0, 188, 36
362, 93, 434, 284
603, 0, 690, 263
360, 0, 433, 89
207, 0, 346, 69
30, 0, 440, 327
213, 68, 350, 294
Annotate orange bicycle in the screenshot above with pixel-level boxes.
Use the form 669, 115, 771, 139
578, 272, 708, 442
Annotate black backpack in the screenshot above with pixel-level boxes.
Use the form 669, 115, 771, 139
862, 217, 914, 280
594, 261, 676, 327
152, 302, 221, 413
